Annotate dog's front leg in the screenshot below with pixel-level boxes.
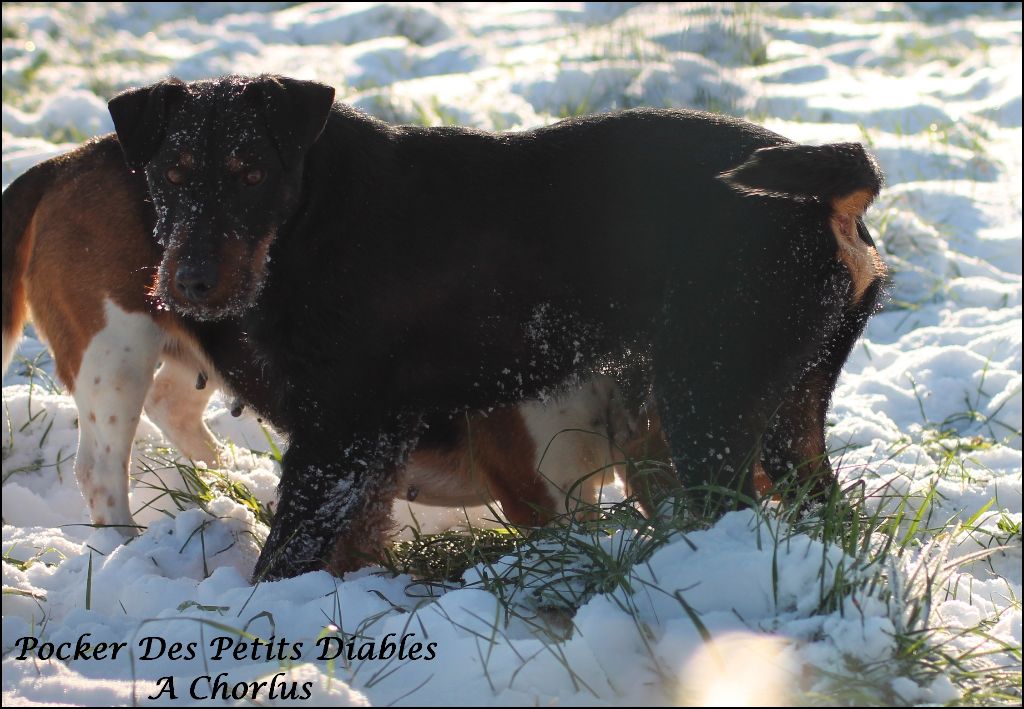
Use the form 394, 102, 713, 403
251, 421, 418, 582
760, 276, 887, 500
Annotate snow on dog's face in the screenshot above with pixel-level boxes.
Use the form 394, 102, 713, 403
109, 75, 335, 320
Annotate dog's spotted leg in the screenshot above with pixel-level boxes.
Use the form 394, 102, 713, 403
252, 421, 418, 581
144, 353, 219, 464
73, 300, 163, 536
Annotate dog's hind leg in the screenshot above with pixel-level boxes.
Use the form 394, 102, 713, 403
144, 349, 218, 464
72, 300, 164, 536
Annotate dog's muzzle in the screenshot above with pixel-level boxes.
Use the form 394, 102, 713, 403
174, 258, 220, 305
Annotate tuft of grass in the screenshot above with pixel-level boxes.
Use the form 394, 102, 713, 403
2, 348, 74, 482
133, 453, 274, 530
3, 544, 65, 572
411, 96, 463, 127
383, 527, 522, 586
21, 47, 51, 86
556, 94, 595, 120
907, 363, 1022, 452
10, 348, 63, 395
374, 426, 1021, 705
727, 2, 769, 66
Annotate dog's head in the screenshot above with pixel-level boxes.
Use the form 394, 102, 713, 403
109, 75, 335, 320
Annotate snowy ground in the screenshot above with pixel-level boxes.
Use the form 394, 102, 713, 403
2, 3, 1021, 706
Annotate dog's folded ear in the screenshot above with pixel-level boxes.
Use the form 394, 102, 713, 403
108, 78, 187, 171
245, 75, 336, 165
718, 142, 884, 219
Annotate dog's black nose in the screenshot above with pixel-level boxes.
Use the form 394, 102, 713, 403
175, 260, 219, 303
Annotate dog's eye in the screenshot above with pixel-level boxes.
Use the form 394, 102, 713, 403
243, 168, 264, 186
166, 167, 187, 185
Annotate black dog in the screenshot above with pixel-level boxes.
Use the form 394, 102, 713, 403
108, 75, 885, 581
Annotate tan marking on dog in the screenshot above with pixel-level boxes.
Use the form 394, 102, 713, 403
165, 231, 277, 316
403, 408, 553, 526
830, 188, 886, 306
250, 230, 277, 289
752, 461, 774, 498
619, 404, 676, 515
212, 240, 250, 306
144, 354, 220, 463
833, 190, 874, 219
401, 377, 637, 525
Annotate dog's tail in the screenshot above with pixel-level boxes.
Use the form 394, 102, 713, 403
718, 142, 884, 223
2, 160, 55, 374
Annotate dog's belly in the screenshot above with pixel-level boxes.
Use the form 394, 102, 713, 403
398, 375, 633, 525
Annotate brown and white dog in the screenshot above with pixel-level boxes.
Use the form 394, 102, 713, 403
1, 138, 657, 535
3, 140, 220, 533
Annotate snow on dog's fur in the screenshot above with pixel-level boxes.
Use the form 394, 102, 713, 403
2, 140, 648, 535
106, 75, 885, 580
